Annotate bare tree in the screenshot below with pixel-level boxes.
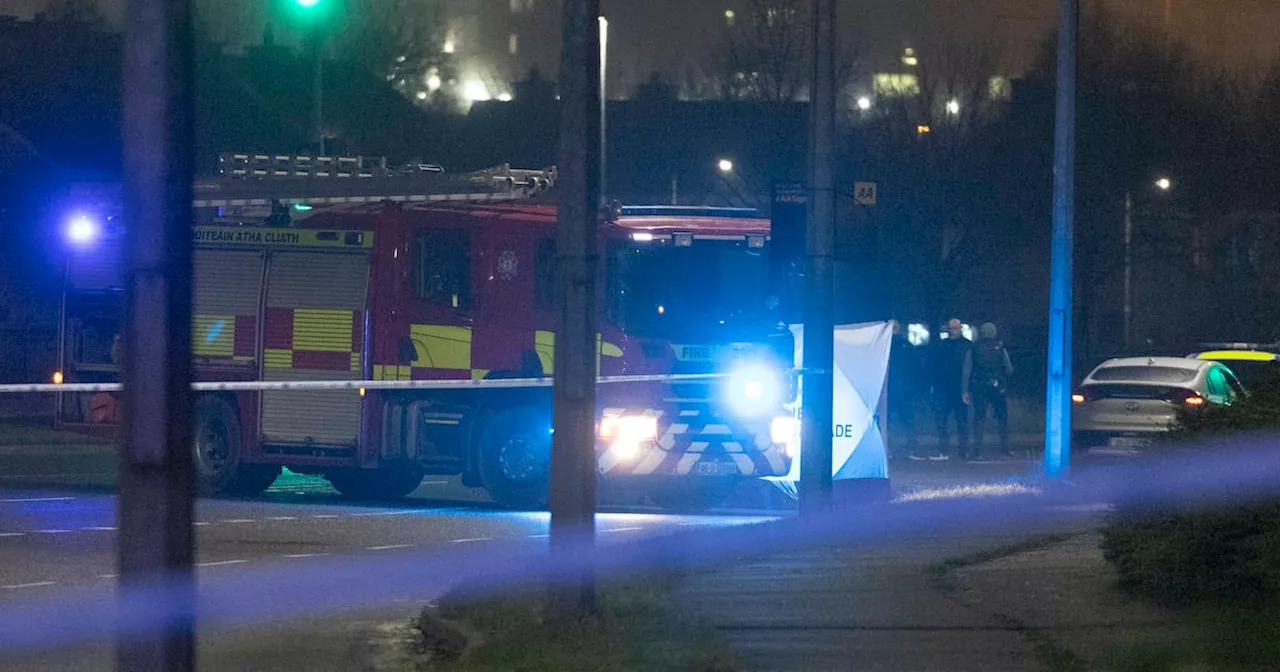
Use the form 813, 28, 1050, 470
871, 37, 1009, 144
720, 0, 810, 102
330, 0, 455, 107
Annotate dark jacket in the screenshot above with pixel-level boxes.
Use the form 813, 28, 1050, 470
889, 333, 922, 400
932, 336, 972, 399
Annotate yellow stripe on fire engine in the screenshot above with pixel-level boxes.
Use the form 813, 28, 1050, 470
292, 309, 354, 352
264, 349, 292, 369
532, 332, 623, 375
534, 331, 556, 374
409, 325, 471, 371
192, 314, 235, 357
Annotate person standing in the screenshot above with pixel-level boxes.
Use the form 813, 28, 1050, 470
964, 322, 1014, 457
886, 320, 922, 461
923, 318, 972, 461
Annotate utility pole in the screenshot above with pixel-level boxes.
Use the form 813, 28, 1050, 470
119, 0, 196, 668
1045, 0, 1078, 478
1123, 192, 1132, 352
548, 0, 601, 622
598, 16, 608, 207
800, 0, 836, 515
312, 25, 325, 156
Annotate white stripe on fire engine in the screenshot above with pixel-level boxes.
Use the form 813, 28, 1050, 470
702, 424, 732, 435
629, 446, 669, 476
765, 447, 786, 474
675, 453, 701, 475
730, 453, 756, 475
722, 441, 743, 453
597, 448, 622, 474
679, 410, 699, 417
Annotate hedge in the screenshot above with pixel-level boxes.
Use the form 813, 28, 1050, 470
1100, 371, 1280, 607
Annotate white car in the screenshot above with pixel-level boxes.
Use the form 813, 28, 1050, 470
1071, 356, 1243, 451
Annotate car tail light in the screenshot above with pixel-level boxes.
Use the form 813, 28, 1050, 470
1071, 392, 1086, 404
1184, 395, 1207, 407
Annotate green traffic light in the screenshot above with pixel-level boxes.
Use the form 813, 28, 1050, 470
295, 0, 322, 7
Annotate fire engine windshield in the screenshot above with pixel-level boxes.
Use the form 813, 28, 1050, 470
607, 239, 773, 340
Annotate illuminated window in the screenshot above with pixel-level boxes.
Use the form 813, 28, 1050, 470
443, 38, 455, 54
989, 76, 1011, 101
874, 73, 919, 97
509, 33, 519, 55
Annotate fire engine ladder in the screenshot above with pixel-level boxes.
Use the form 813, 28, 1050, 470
193, 152, 556, 211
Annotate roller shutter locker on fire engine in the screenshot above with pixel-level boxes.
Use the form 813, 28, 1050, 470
260, 250, 370, 446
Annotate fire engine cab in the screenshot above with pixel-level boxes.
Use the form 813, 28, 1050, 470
58, 153, 796, 509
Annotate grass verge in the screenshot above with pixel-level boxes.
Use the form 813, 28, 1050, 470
929, 533, 1089, 672
1111, 606, 1280, 671
423, 577, 738, 672
0, 421, 108, 447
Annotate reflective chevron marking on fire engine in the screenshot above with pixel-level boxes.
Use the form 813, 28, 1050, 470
395, 325, 623, 381
593, 407, 787, 477
259, 308, 362, 372
192, 314, 257, 360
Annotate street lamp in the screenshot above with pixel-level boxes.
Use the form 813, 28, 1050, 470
293, 0, 327, 155
856, 96, 872, 111
717, 158, 734, 173
946, 99, 961, 115
1123, 177, 1174, 351
599, 16, 609, 207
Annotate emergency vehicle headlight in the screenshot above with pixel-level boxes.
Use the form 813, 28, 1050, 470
770, 416, 799, 445
726, 362, 782, 417
599, 416, 658, 443
610, 438, 642, 460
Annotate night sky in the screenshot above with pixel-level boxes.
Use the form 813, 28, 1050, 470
13, 0, 1280, 76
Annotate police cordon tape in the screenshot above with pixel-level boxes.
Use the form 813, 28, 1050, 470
0, 372, 735, 395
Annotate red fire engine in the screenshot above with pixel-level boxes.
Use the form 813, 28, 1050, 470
58, 154, 796, 509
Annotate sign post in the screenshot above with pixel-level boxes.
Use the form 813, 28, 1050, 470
854, 182, 878, 206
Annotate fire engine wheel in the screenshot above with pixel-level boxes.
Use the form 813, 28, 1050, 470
478, 407, 551, 509
646, 478, 739, 513
193, 396, 280, 496
326, 467, 425, 501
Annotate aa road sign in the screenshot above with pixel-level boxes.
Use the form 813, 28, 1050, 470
854, 182, 878, 205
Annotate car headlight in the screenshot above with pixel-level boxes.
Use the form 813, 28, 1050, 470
726, 362, 783, 417
598, 415, 658, 443
770, 416, 799, 445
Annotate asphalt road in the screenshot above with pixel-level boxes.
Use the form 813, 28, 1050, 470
0, 438, 1041, 670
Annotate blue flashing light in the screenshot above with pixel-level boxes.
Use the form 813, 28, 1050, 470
65, 214, 100, 247
725, 361, 783, 418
